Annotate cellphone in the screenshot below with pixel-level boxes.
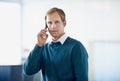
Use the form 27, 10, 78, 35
43, 22, 48, 38
45, 22, 48, 29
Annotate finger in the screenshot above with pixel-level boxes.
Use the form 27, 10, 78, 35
41, 29, 47, 32
41, 29, 48, 35
40, 30, 47, 35
42, 34, 46, 39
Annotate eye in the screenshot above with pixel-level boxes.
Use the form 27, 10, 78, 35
48, 21, 52, 25
55, 21, 60, 24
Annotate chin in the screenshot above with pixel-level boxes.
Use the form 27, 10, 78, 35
51, 35, 58, 37
51, 34, 58, 37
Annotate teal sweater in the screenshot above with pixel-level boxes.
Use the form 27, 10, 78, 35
24, 37, 88, 81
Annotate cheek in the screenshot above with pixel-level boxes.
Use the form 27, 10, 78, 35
61, 27, 65, 31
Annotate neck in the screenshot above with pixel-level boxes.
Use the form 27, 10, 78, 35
52, 33, 65, 41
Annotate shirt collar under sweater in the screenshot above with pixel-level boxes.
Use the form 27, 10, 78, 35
52, 33, 68, 45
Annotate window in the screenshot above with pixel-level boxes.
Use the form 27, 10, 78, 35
92, 41, 120, 81
0, 2, 21, 65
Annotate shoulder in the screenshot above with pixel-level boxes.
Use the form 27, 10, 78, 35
68, 37, 88, 57
66, 37, 83, 46
66, 37, 87, 51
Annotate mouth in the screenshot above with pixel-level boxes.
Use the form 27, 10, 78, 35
50, 30, 58, 34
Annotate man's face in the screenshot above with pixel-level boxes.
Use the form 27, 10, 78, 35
46, 12, 66, 39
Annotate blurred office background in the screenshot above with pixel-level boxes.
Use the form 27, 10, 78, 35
0, 0, 120, 81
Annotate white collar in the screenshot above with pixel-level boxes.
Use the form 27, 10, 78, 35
52, 33, 68, 44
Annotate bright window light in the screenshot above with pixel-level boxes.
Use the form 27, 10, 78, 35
0, 2, 21, 65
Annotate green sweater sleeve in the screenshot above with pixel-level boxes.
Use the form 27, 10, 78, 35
71, 43, 88, 81
23, 44, 43, 75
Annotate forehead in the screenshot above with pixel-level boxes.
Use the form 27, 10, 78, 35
46, 12, 61, 21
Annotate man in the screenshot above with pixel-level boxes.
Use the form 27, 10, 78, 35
23, 7, 88, 81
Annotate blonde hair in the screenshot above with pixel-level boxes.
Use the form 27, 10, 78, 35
45, 7, 66, 22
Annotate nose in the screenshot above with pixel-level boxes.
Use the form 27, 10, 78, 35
51, 23, 56, 29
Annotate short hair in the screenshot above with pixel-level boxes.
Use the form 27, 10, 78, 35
45, 7, 66, 22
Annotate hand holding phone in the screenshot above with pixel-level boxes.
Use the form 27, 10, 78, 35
37, 23, 48, 47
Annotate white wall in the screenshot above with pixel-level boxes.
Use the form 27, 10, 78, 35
23, 1, 120, 44
0, 0, 20, 3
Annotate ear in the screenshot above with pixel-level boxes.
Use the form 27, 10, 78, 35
63, 20, 66, 27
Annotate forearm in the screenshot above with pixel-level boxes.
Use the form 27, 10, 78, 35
23, 44, 43, 75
